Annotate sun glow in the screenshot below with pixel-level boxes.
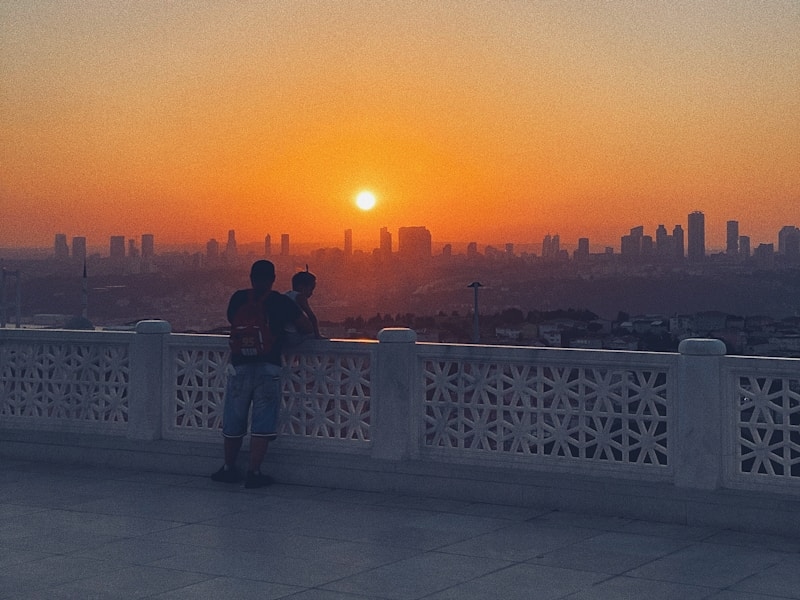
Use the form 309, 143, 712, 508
355, 190, 377, 211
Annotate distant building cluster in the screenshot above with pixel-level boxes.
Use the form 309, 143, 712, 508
50, 211, 800, 269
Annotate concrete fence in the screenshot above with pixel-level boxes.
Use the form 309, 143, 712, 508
2, 321, 799, 533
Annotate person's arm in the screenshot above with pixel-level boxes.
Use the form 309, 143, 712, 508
293, 311, 314, 336
295, 295, 322, 337
278, 292, 313, 336
226, 290, 245, 324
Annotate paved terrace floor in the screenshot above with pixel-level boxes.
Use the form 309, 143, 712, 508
2, 458, 799, 600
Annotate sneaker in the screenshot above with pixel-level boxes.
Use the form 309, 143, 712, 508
244, 471, 274, 489
210, 465, 241, 483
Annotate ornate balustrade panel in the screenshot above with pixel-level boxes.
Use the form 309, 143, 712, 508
282, 344, 373, 445
418, 344, 675, 477
724, 357, 800, 490
169, 338, 229, 437
0, 331, 131, 434
165, 336, 374, 449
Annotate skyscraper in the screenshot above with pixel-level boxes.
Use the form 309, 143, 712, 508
207, 238, 219, 260
621, 226, 643, 258
575, 237, 589, 260
141, 234, 154, 258
672, 225, 685, 259
226, 230, 237, 258
109, 236, 125, 259
726, 221, 739, 256
281, 233, 290, 256
687, 211, 705, 261
72, 236, 86, 263
264, 234, 272, 256
778, 226, 800, 256
344, 229, 353, 256
739, 235, 751, 258
379, 227, 392, 257
397, 226, 431, 261
54, 234, 69, 259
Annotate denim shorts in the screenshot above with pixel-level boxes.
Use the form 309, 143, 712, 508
222, 362, 283, 438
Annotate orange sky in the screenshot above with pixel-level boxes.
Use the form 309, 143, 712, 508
2, 1, 798, 252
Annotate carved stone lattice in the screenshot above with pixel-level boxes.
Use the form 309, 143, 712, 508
0, 342, 129, 423
736, 375, 800, 478
173, 349, 228, 430
423, 360, 669, 466
281, 352, 371, 441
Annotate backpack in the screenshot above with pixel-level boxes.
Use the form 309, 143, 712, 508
228, 290, 275, 358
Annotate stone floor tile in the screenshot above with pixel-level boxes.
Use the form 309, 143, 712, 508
729, 555, 800, 599
323, 551, 511, 600
616, 519, 720, 541
151, 575, 301, 600
705, 592, 795, 600
149, 545, 376, 588
0, 548, 52, 569
704, 530, 800, 553
529, 531, 693, 575
436, 521, 598, 561
625, 542, 785, 588
374, 494, 474, 513
423, 563, 606, 600
530, 510, 633, 531
277, 590, 383, 600
563, 575, 716, 600
0, 503, 44, 520
73, 537, 187, 565
9, 565, 211, 600
67, 485, 253, 523
454, 502, 552, 521
0, 554, 126, 598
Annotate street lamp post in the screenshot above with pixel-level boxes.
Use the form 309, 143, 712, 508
467, 281, 483, 343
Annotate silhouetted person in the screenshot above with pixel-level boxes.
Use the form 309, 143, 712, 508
211, 260, 311, 488
285, 269, 324, 343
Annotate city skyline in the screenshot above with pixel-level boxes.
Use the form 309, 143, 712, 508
2, 2, 798, 249
31, 210, 800, 259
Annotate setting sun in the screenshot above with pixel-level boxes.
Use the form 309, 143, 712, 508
355, 191, 377, 211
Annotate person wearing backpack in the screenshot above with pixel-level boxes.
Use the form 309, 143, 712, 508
211, 259, 312, 489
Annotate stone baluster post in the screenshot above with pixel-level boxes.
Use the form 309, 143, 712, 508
675, 338, 727, 489
371, 328, 418, 461
127, 320, 171, 441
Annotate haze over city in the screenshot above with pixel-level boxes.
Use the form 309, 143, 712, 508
2, 2, 798, 250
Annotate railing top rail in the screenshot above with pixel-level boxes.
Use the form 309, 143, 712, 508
166, 334, 377, 353
416, 341, 679, 367
722, 354, 800, 370
0, 327, 134, 344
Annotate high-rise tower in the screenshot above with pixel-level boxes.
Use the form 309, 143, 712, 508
344, 229, 353, 256
672, 225, 685, 259
687, 211, 705, 261
141, 234, 154, 258
379, 227, 392, 257
72, 236, 87, 263
109, 236, 125, 259
726, 221, 739, 256
54, 234, 69, 259
397, 226, 431, 261
226, 230, 237, 258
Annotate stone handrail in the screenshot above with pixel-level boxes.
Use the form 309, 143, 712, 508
2, 321, 799, 495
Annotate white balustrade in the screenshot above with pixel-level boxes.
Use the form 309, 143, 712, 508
2, 322, 800, 495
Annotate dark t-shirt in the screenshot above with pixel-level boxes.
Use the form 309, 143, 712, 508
227, 288, 302, 366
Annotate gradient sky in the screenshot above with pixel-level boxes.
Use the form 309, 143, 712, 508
2, 1, 798, 251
